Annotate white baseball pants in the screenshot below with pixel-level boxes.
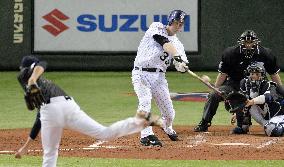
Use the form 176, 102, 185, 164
132, 70, 175, 138
40, 96, 145, 167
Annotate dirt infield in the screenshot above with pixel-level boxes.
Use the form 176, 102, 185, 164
1, 125, 284, 160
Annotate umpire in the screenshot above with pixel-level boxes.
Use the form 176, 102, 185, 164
194, 30, 282, 132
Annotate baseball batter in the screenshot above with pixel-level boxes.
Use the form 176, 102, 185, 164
17, 55, 162, 167
132, 10, 189, 146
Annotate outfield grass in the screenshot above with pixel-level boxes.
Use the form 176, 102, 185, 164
0, 155, 284, 167
1, 71, 283, 166
0, 71, 229, 129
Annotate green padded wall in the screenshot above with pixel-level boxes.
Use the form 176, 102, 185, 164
0, 0, 283, 71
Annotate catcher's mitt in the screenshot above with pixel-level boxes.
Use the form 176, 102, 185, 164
25, 84, 46, 110
224, 92, 248, 113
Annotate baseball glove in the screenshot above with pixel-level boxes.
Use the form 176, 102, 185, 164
25, 84, 46, 110
224, 92, 248, 113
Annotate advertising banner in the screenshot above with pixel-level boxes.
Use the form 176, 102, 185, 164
34, 0, 199, 53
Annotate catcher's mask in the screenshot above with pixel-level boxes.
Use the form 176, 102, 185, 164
238, 30, 261, 59
168, 10, 187, 25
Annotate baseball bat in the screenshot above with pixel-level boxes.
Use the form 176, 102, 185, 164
187, 70, 223, 95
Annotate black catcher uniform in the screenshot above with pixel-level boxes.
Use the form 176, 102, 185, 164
194, 30, 280, 132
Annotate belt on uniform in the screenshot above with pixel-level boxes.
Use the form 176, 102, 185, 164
46, 96, 72, 104
134, 66, 164, 72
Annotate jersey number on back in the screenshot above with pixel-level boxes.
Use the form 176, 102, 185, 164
160, 52, 170, 65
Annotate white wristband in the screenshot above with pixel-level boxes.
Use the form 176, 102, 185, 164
252, 95, 265, 104
173, 53, 180, 57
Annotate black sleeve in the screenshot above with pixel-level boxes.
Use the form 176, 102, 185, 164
276, 84, 284, 96
240, 79, 247, 93
153, 34, 170, 46
264, 48, 280, 75
29, 112, 41, 140
217, 49, 230, 74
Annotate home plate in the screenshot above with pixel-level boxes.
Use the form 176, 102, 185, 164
212, 143, 250, 146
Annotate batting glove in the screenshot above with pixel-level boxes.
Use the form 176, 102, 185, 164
173, 55, 188, 73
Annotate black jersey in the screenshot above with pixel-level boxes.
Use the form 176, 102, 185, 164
30, 112, 41, 140
17, 61, 68, 102
218, 45, 280, 84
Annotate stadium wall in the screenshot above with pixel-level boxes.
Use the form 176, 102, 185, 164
0, 0, 283, 71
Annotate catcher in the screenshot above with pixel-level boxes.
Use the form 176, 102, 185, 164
227, 63, 284, 136
17, 55, 162, 166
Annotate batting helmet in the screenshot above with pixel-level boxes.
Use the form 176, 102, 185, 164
168, 10, 187, 25
237, 30, 261, 59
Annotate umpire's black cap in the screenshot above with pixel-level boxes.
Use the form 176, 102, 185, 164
20, 55, 40, 69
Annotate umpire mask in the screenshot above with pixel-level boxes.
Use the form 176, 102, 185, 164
238, 30, 261, 59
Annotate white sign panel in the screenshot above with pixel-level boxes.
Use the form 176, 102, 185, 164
34, 0, 199, 53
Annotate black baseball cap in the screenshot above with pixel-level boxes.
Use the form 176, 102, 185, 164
20, 55, 39, 69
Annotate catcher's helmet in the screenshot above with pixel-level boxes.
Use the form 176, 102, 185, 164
168, 10, 187, 25
247, 63, 265, 75
246, 62, 266, 80
237, 30, 261, 59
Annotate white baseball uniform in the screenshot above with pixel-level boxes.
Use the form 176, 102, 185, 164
132, 22, 188, 138
40, 97, 146, 167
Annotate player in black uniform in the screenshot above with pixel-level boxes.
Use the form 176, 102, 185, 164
237, 63, 284, 135
16, 55, 162, 166
194, 30, 282, 132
